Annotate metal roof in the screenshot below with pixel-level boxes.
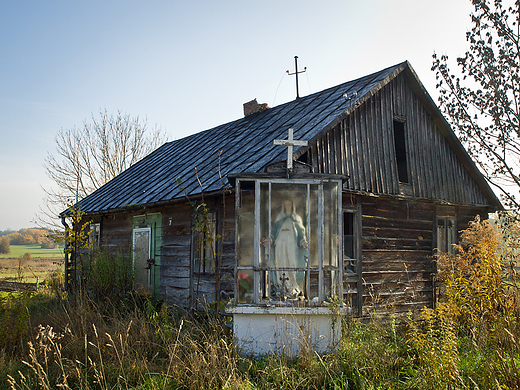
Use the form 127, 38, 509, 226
73, 62, 405, 214
70, 60, 501, 215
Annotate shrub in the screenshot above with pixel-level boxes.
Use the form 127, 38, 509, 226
40, 238, 57, 249
436, 216, 518, 330
408, 216, 520, 389
0, 237, 9, 254
81, 248, 134, 300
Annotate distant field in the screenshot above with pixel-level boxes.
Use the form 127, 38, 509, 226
0, 256, 61, 284
0, 244, 63, 259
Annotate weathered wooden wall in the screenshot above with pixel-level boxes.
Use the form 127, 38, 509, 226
160, 203, 192, 307
159, 195, 235, 308
360, 196, 435, 316
352, 195, 489, 317
303, 73, 490, 206
97, 212, 133, 250
87, 194, 235, 308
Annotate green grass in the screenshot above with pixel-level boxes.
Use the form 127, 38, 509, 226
0, 244, 63, 259
0, 256, 61, 284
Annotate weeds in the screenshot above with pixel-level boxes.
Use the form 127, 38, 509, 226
4, 216, 520, 389
407, 216, 520, 389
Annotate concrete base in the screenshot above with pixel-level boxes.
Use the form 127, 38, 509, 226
227, 306, 343, 357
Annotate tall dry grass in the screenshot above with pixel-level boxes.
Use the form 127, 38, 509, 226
3, 216, 520, 389
1, 286, 411, 390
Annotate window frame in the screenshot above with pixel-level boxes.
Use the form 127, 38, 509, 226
343, 197, 363, 315
89, 223, 100, 248
235, 177, 343, 306
435, 216, 457, 254
393, 118, 409, 184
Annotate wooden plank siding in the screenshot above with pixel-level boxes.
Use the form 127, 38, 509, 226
159, 195, 235, 308
160, 203, 192, 307
341, 195, 489, 317
301, 73, 490, 207
359, 197, 435, 316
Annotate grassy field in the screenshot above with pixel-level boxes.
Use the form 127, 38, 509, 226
0, 244, 63, 259
0, 256, 61, 283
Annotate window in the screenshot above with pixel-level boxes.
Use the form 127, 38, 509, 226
343, 207, 362, 315
192, 212, 217, 274
436, 217, 457, 254
89, 223, 100, 247
343, 212, 356, 274
236, 178, 342, 305
393, 120, 409, 183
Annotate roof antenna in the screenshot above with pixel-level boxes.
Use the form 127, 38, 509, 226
286, 56, 306, 99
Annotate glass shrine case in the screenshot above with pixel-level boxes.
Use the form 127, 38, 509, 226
235, 177, 343, 305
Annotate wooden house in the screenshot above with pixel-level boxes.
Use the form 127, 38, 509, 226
67, 61, 501, 326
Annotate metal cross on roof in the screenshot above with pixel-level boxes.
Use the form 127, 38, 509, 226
286, 56, 306, 99
273, 128, 308, 170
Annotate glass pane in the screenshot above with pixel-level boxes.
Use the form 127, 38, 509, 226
343, 212, 357, 277
237, 185, 255, 266
437, 218, 446, 253
194, 212, 216, 273
268, 183, 309, 271
323, 182, 339, 267
343, 212, 355, 260
133, 229, 150, 290
309, 270, 319, 302
323, 269, 340, 299
344, 281, 358, 307
259, 270, 269, 301
238, 269, 254, 303
260, 183, 270, 267
309, 185, 319, 268
270, 270, 306, 301
447, 218, 457, 254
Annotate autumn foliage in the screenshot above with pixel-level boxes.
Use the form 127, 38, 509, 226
408, 216, 520, 389
1, 228, 57, 249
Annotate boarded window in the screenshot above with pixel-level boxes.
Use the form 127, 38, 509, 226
393, 120, 409, 183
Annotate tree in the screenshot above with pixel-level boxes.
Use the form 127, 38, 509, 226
39, 109, 166, 228
0, 237, 9, 254
8, 232, 23, 245
40, 236, 57, 249
432, 0, 520, 210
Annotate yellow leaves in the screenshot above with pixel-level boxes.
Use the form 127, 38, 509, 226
408, 215, 520, 388
407, 305, 460, 390
435, 216, 517, 329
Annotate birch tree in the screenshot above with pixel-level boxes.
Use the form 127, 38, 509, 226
432, 0, 520, 210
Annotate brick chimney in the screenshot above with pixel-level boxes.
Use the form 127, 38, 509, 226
243, 98, 269, 116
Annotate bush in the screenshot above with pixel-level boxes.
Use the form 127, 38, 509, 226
407, 216, 520, 389
0, 237, 9, 254
40, 238, 57, 249
81, 248, 134, 300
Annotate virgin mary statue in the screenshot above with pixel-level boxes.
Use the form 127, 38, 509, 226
270, 199, 308, 298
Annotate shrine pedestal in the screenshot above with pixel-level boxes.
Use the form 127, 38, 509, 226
228, 306, 345, 357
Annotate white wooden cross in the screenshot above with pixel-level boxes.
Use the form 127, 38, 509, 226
273, 128, 308, 170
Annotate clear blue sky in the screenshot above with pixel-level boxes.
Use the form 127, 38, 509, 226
0, 0, 473, 230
